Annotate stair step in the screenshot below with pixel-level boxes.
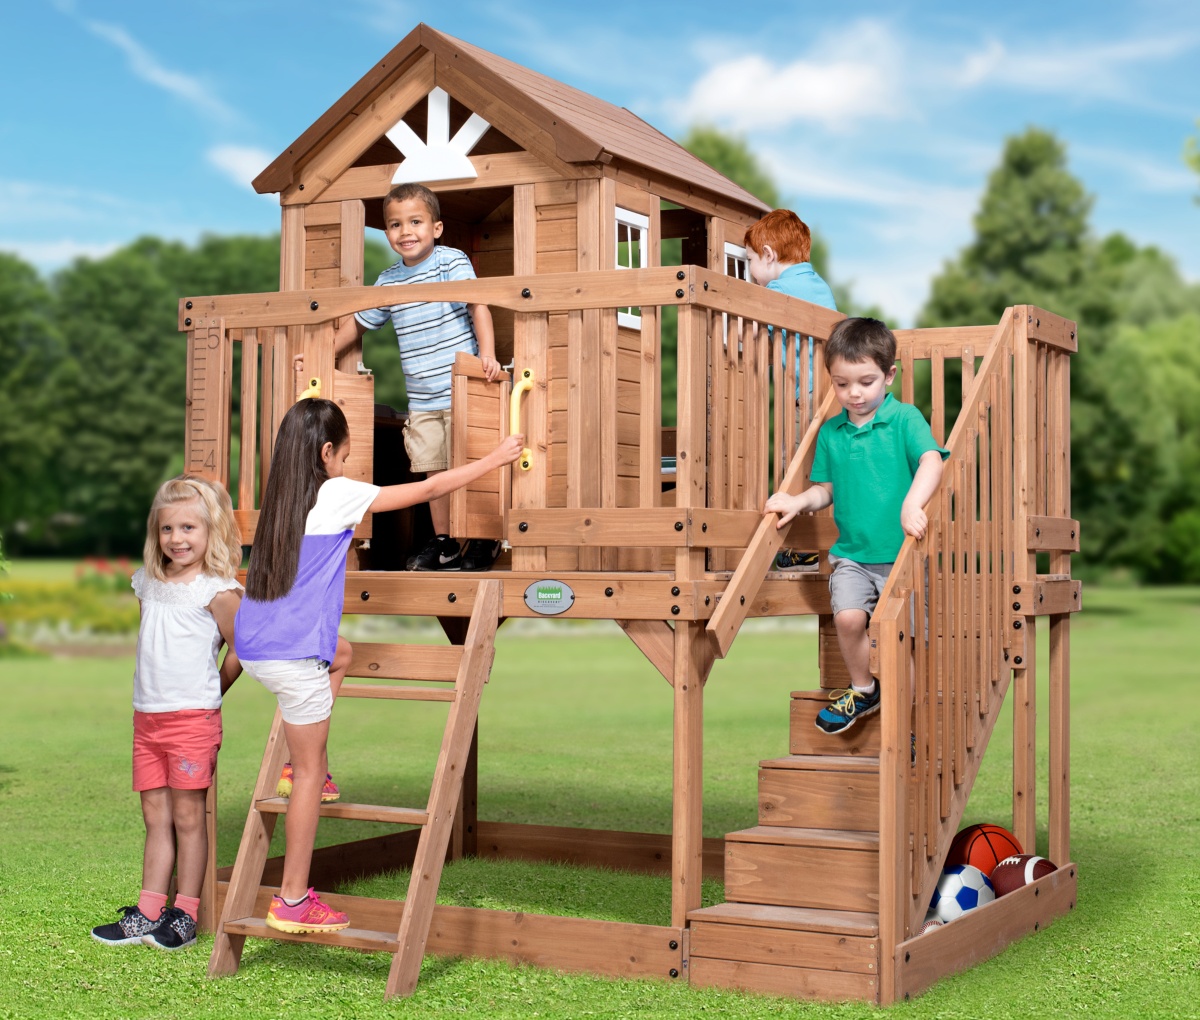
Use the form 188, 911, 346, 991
727, 825, 878, 850
339, 683, 456, 702
224, 917, 397, 951
688, 901, 879, 937
724, 826, 879, 913
758, 759, 881, 832
790, 690, 881, 757
760, 754, 879, 773
346, 642, 462, 683
255, 797, 428, 826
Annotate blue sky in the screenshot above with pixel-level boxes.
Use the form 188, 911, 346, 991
2, 0, 1197, 324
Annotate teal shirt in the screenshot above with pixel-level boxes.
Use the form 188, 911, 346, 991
767, 263, 837, 399
810, 394, 948, 563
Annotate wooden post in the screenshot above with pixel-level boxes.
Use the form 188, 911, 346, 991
1010, 309, 1037, 850
877, 595, 909, 1006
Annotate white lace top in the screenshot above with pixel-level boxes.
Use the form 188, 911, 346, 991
131, 568, 242, 713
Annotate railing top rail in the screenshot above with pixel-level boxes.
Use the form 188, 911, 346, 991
178, 266, 847, 338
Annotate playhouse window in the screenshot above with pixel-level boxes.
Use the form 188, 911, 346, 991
722, 242, 749, 349
724, 242, 749, 282
615, 207, 649, 329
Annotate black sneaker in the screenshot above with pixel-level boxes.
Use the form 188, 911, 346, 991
461, 539, 502, 571
814, 685, 881, 734
774, 549, 820, 570
141, 906, 197, 951
91, 905, 161, 946
406, 535, 462, 571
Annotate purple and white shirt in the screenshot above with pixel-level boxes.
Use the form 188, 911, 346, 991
235, 476, 380, 665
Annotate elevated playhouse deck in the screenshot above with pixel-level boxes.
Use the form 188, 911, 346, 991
182, 265, 1079, 1002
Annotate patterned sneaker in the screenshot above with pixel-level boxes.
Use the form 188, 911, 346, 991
276, 762, 340, 802
266, 888, 350, 934
142, 906, 197, 951
460, 538, 502, 571
774, 548, 820, 570
406, 535, 463, 571
815, 685, 882, 734
91, 905, 161, 946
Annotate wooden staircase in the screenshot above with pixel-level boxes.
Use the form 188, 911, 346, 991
688, 694, 884, 1000
208, 579, 503, 999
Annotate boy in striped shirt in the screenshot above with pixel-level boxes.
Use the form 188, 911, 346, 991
333, 183, 503, 570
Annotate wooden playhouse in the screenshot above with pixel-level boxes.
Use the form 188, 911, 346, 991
180, 24, 1081, 1004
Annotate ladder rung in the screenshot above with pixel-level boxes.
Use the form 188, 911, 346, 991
339, 683, 456, 702
224, 917, 398, 951
347, 642, 463, 682
255, 797, 428, 826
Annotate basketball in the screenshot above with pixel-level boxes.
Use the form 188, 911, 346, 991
945, 823, 1023, 877
990, 854, 1057, 896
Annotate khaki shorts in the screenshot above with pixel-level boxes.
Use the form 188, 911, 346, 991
404, 410, 452, 473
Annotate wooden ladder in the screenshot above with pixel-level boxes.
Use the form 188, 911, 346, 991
208, 579, 503, 998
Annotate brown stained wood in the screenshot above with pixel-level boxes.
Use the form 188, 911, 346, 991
387, 580, 501, 997
1021, 306, 1078, 352
892, 863, 1077, 1004
450, 354, 510, 541
725, 841, 878, 913
690, 921, 878, 973
672, 621, 709, 927
1027, 515, 1080, 552
283, 53, 436, 206
338, 684, 457, 702
185, 321, 231, 484
706, 388, 840, 658
475, 820, 724, 879
254, 796, 428, 826
687, 901, 879, 936
690, 957, 877, 1002
758, 768, 880, 832
348, 638, 463, 681
238, 329, 259, 510
320, 151, 566, 203
618, 618, 675, 684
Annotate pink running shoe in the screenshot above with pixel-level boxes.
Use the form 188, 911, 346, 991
266, 889, 350, 933
276, 762, 340, 803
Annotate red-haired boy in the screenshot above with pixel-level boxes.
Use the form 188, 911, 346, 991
744, 209, 838, 569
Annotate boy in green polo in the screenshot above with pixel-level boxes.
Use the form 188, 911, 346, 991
765, 318, 947, 733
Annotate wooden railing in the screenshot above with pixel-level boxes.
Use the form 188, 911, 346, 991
870, 307, 1078, 1000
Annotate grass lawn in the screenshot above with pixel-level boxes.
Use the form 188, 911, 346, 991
0, 585, 1197, 1018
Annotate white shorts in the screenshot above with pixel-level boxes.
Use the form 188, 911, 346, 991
241, 657, 333, 726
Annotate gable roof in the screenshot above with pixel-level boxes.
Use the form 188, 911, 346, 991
253, 24, 769, 216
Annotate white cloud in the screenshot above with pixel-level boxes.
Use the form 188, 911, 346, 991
0, 238, 120, 271
1073, 144, 1197, 194
207, 145, 276, 192
64, 10, 240, 124
669, 19, 906, 131
949, 32, 1200, 110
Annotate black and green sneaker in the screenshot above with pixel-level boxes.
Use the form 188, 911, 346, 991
815, 685, 881, 734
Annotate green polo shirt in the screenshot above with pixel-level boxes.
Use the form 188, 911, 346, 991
810, 393, 948, 563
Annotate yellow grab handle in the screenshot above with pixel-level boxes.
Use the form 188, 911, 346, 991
298, 377, 321, 400
509, 368, 534, 471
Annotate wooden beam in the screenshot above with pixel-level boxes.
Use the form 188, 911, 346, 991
317, 151, 568, 203
1026, 515, 1080, 552
618, 619, 675, 684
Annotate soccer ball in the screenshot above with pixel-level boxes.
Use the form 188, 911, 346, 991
930, 863, 995, 922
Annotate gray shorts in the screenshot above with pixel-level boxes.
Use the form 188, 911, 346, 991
829, 554, 930, 640
828, 554, 893, 617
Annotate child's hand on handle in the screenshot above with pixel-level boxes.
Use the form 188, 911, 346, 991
492, 433, 526, 466
900, 501, 929, 540
765, 491, 804, 528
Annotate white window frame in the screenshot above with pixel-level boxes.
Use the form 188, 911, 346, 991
615, 207, 650, 330
722, 242, 749, 349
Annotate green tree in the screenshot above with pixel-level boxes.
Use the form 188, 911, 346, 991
0, 253, 67, 547
920, 127, 1200, 577
1185, 119, 1200, 199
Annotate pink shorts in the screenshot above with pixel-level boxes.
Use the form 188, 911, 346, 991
132, 709, 222, 792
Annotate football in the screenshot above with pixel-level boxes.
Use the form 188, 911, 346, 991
930, 864, 995, 922
990, 854, 1057, 896
945, 823, 1023, 877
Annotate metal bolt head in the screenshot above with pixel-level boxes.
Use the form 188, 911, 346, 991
519, 521, 528, 532
605, 587, 614, 597
1014, 656, 1023, 665
521, 288, 531, 298
185, 300, 193, 310
674, 521, 684, 531
1013, 619, 1022, 629
676, 271, 685, 281
310, 300, 319, 311
184, 317, 192, 327
671, 605, 680, 615
671, 586, 680, 596
360, 591, 370, 601
447, 592, 457, 603
675, 289, 685, 298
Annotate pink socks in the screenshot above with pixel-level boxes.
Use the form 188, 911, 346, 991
174, 894, 201, 922
137, 889, 168, 921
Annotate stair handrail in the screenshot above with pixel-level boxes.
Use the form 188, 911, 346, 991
873, 310, 1019, 985
706, 387, 840, 658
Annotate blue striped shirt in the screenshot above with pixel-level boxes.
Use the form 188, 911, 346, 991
355, 246, 479, 411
